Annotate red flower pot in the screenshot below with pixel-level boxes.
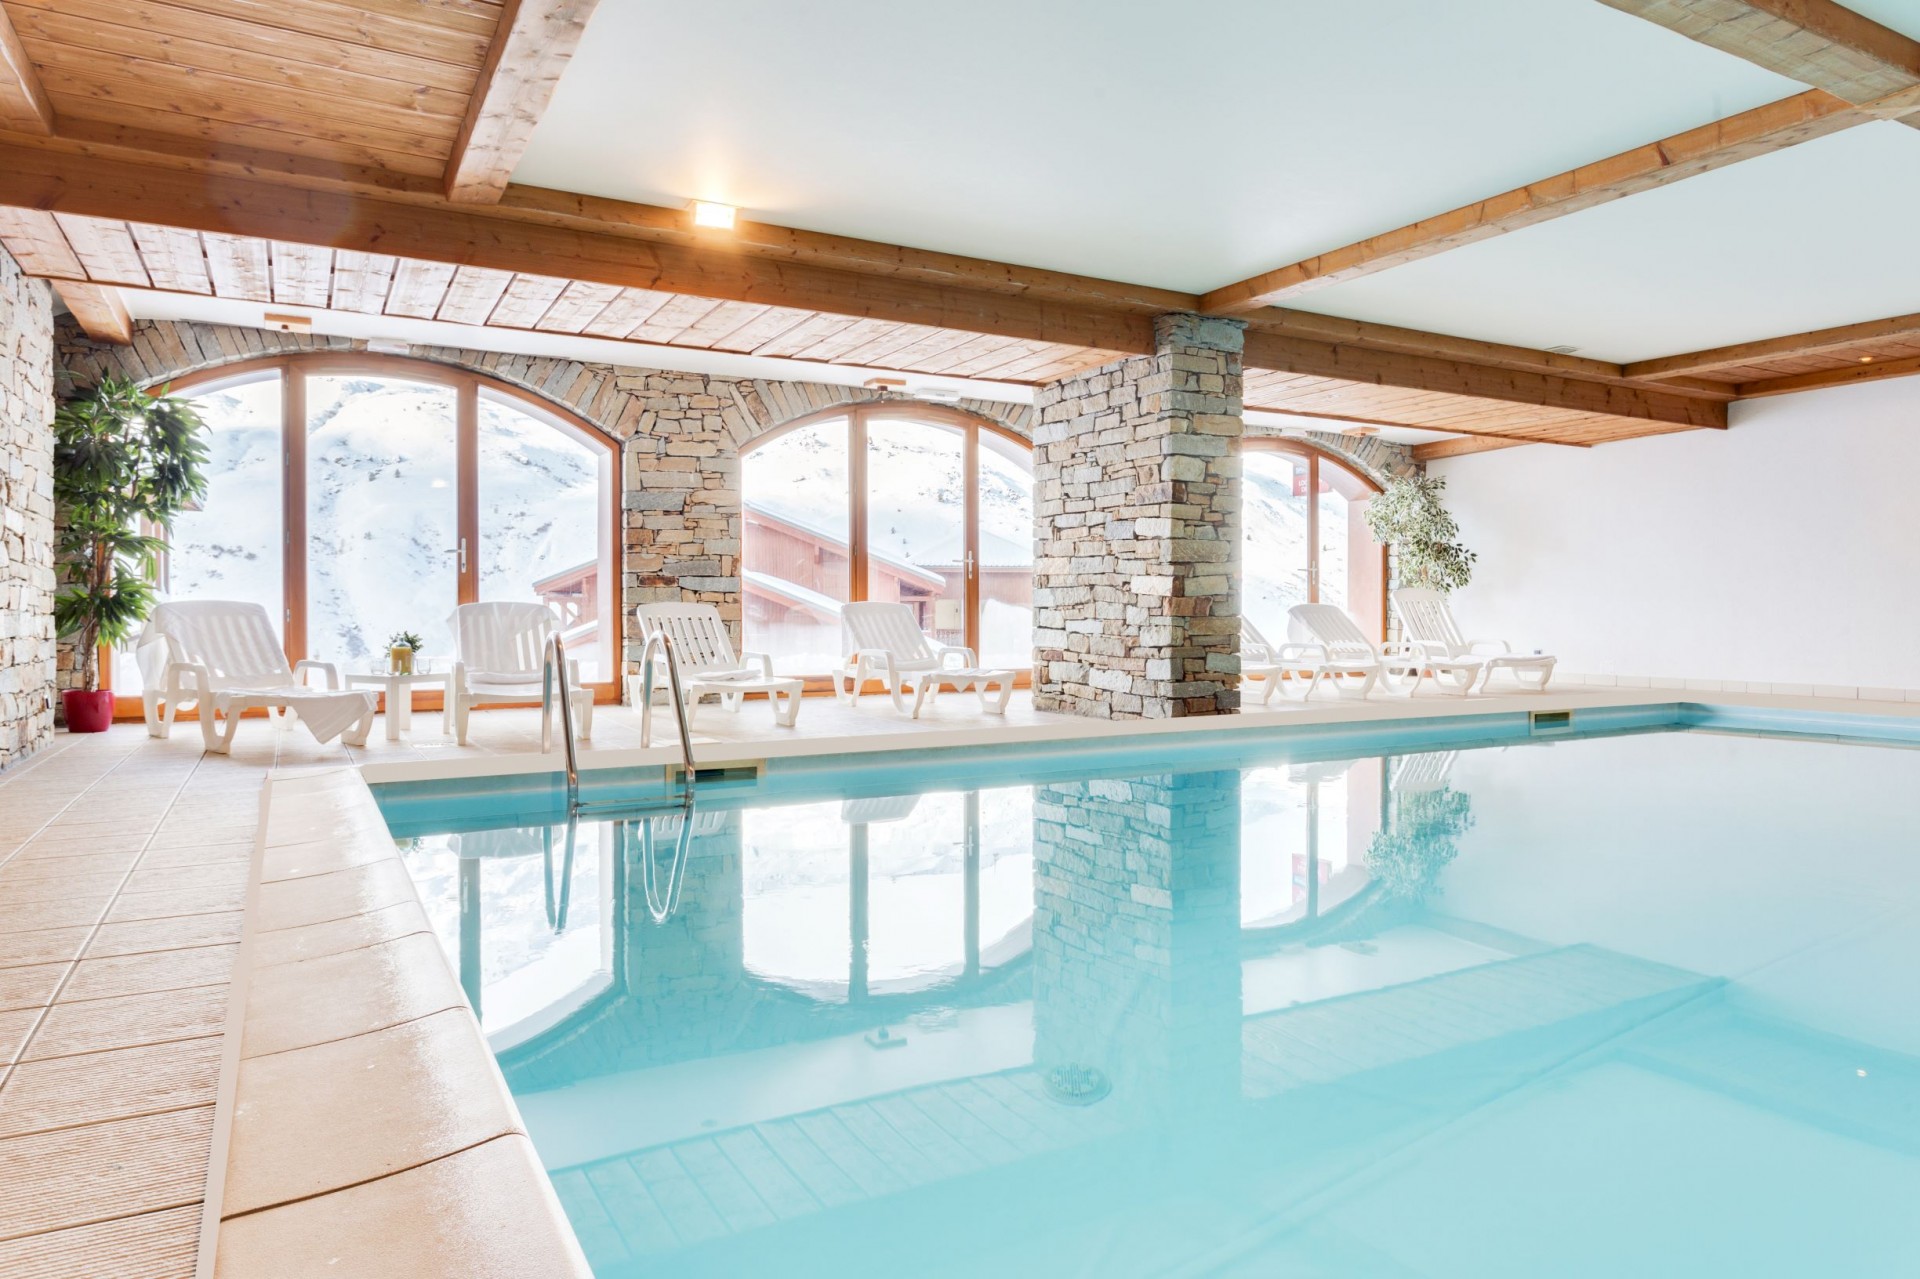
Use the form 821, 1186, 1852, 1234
62, 689, 116, 734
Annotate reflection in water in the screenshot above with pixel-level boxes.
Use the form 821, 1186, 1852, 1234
392, 733, 1920, 1277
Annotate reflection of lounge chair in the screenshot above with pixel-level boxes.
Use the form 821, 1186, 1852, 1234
835, 602, 1015, 718
632, 602, 802, 736
136, 600, 375, 753
1392, 588, 1555, 694
841, 794, 923, 825
1391, 750, 1459, 793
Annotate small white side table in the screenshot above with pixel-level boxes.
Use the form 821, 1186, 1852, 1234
344, 670, 451, 742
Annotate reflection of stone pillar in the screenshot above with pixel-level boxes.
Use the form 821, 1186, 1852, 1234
622, 809, 747, 1054
1032, 771, 1242, 1116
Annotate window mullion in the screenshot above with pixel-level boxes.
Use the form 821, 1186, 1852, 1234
283, 365, 308, 664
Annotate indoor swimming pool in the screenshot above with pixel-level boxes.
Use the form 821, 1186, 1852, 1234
376, 714, 1920, 1277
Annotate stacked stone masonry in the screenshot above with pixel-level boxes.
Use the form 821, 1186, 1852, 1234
1031, 314, 1249, 719
54, 317, 1412, 695
0, 246, 55, 768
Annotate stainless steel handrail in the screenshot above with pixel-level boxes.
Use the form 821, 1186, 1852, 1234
639, 631, 698, 802
541, 631, 581, 808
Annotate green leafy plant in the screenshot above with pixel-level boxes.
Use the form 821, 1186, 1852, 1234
387, 630, 425, 652
1366, 783, 1474, 902
53, 376, 209, 691
1364, 473, 1475, 594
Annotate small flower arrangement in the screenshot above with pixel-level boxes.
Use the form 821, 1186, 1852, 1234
387, 630, 425, 675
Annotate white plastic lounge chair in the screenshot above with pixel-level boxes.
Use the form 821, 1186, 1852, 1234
1270, 604, 1394, 700
447, 602, 595, 747
1240, 618, 1288, 706
135, 600, 376, 754
1392, 587, 1556, 694
834, 601, 1016, 719
629, 603, 802, 741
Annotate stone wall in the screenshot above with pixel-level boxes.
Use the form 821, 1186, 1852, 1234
0, 247, 55, 768
1031, 314, 1246, 718
58, 320, 1031, 678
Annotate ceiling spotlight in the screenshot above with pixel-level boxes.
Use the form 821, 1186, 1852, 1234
1859, 355, 1874, 363
689, 200, 737, 230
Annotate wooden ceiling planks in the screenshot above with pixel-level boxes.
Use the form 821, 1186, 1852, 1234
444, 0, 599, 203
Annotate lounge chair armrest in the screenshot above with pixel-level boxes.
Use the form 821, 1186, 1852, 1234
743, 651, 775, 678
937, 645, 977, 670
449, 660, 468, 697
1380, 641, 1423, 661
1275, 643, 1327, 664
1466, 638, 1511, 656
566, 658, 583, 687
168, 661, 213, 699
293, 659, 339, 690
847, 647, 891, 666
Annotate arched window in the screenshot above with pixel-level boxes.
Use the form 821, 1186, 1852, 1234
108, 355, 618, 703
1241, 441, 1387, 643
740, 403, 1034, 677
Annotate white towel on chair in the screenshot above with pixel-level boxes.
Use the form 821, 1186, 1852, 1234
217, 687, 376, 745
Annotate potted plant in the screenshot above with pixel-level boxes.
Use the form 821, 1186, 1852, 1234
387, 630, 425, 675
1364, 473, 1476, 593
52, 376, 208, 732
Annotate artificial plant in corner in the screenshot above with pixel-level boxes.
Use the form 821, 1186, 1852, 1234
52, 375, 208, 731
1364, 472, 1476, 594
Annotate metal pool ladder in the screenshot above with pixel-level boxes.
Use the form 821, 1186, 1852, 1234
542, 630, 698, 810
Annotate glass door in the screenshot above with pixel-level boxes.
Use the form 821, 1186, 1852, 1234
865, 415, 966, 648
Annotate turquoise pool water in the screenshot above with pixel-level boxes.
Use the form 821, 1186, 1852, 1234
381, 717, 1920, 1277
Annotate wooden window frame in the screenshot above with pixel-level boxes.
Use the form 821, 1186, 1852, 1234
1241, 438, 1390, 640
103, 352, 622, 717
742, 402, 1033, 686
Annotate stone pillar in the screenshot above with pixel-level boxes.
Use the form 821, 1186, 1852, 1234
0, 245, 55, 768
1032, 313, 1245, 718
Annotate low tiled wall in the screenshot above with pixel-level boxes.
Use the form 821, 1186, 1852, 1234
209, 767, 590, 1278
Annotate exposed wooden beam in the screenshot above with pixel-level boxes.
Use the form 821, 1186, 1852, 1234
0, 140, 1157, 356
1242, 330, 1726, 430
53, 280, 130, 344
1736, 351, 1920, 397
1596, 0, 1920, 105
1244, 405, 1591, 448
446, 0, 599, 203
1625, 308, 1920, 378
1412, 436, 1530, 463
1246, 307, 1735, 399
1204, 88, 1883, 310
0, 4, 52, 134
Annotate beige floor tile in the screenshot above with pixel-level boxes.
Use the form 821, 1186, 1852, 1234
89, 912, 245, 958
0, 1108, 211, 1241
105, 881, 248, 923
138, 842, 253, 870
0, 1007, 41, 1066
0, 1037, 222, 1137
253, 859, 420, 934
66, 944, 238, 1003
252, 900, 431, 969
24, 986, 230, 1061
261, 832, 401, 884
224, 1008, 520, 1216
0, 850, 142, 881
0, 897, 108, 933
0, 926, 92, 971
123, 861, 251, 895
15, 831, 155, 857
243, 932, 463, 1059
0, 872, 128, 906
214, 1135, 589, 1279
0, 1203, 200, 1278
0, 961, 67, 1014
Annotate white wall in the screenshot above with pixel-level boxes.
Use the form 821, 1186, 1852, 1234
1434, 376, 1920, 692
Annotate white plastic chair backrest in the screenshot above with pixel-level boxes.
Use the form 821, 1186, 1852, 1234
1393, 587, 1467, 659
449, 602, 556, 679
1241, 617, 1277, 663
842, 602, 938, 668
635, 603, 740, 675
1287, 603, 1378, 663
142, 601, 293, 688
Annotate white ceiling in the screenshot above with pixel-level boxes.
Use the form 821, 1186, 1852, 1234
516, 0, 1799, 296
1287, 121, 1920, 362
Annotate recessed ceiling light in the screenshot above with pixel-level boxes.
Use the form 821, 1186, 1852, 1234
1859, 355, 1874, 363
689, 200, 737, 230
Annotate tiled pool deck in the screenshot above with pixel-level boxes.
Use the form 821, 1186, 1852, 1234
3, 684, 1917, 1275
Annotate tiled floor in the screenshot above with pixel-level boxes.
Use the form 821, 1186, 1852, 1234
0, 725, 342, 1278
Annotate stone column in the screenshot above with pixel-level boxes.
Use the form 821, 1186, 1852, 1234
1032, 313, 1245, 718
0, 246, 55, 766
